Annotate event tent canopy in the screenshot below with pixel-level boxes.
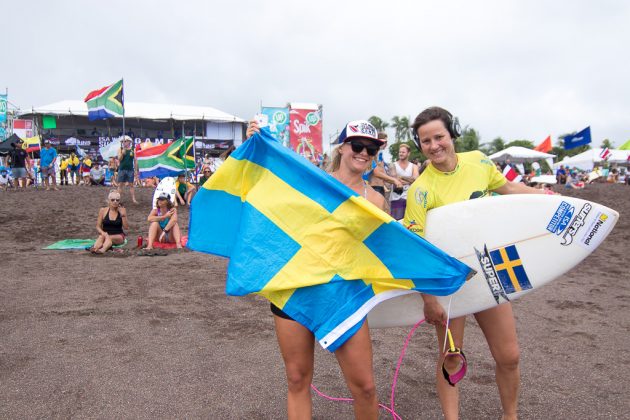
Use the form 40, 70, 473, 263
19, 100, 245, 123
0, 134, 21, 155
489, 146, 556, 163
552, 148, 630, 171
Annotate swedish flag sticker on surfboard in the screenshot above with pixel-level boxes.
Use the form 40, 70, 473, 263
489, 245, 532, 294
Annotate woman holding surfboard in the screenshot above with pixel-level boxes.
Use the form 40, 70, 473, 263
405, 107, 546, 420
247, 119, 386, 420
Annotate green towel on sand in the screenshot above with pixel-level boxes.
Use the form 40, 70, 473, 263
43, 239, 128, 250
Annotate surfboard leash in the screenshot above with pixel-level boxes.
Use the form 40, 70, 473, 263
310, 317, 425, 420
441, 297, 468, 387
310, 298, 467, 418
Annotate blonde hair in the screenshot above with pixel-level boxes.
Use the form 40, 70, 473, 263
107, 190, 121, 204
327, 145, 342, 173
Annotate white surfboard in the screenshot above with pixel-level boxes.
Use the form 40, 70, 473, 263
368, 194, 619, 328
152, 177, 177, 209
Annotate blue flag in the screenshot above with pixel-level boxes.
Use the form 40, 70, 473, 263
563, 126, 591, 150
188, 128, 471, 351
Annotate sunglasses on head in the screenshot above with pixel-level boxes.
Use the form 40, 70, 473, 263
348, 140, 379, 156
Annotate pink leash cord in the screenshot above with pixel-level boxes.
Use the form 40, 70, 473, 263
310, 319, 425, 420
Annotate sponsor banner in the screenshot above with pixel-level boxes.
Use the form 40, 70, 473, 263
0, 94, 7, 124
289, 107, 323, 157
13, 119, 34, 139
261, 107, 290, 147
546, 201, 574, 235
41, 135, 232, 159
0, 125, 5, 141
579, 211, 613, 250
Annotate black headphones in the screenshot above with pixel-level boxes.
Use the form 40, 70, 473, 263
412, 110, 461, 149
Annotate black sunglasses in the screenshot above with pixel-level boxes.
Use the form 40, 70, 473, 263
348, 140, 379, 156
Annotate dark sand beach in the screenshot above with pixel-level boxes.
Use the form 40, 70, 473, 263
1, 183, 628, 419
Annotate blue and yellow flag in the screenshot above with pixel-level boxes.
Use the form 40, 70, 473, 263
188, 128, 471, 351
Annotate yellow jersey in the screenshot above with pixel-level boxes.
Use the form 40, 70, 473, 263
59, 158, 69, 170
404, 151, 507, 237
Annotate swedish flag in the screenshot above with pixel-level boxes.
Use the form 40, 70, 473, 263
489, 245, 532, 294
188, 128, 471, 351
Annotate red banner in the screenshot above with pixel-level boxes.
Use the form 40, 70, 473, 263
289, 108, 322, 157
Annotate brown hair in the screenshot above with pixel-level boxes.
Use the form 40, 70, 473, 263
411, 106, 459, 140
155, 196, 174, 209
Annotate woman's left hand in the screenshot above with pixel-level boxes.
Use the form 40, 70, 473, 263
246, 120, 260, 138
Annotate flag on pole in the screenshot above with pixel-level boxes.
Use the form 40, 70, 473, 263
502, 164, 522, 183
84, 80, 124, 121
619, 139, 630, 151
599, 148, 611, 160
534, 135, 552, 153
136, 137, 195, 179
563, 126, 591, 150
188, 128, 470, 351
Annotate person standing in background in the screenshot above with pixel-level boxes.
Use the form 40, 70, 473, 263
117, 136, 138, 204
40, 140, 59, 191
9, 139, 30, 188
389, 143, 418, 220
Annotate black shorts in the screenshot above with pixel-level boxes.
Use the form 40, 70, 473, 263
270, 302, 294, 321
372, 185, 385, 195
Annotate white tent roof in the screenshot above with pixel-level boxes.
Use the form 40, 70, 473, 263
554, 148, 630, 170
19, 100, 245, 123
489, 146, 556, 163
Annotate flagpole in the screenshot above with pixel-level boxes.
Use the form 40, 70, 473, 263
121, 77, 125, 141
182, 120, 188, 182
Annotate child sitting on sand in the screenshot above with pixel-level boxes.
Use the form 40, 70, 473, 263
146, 193, 183, 249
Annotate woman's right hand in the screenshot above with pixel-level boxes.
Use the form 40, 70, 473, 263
246, 120, 260, 139
422, 295, 446, 326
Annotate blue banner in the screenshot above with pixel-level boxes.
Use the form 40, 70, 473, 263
563, 126, 591, 150
0, 94, 7, 124
261, 107, 290, 148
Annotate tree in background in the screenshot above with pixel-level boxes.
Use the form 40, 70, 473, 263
481, 137, 506, 155
505, 139, 535, 149
600, 138, 614, 149
368, 116, 389, 134
455, 126, 480, 153
391, 116, 412, 142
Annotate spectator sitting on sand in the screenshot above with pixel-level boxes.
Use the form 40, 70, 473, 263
565, 171, 585, 189
146, 193, 182, 249
607, 168, 619, 183
88, 190, 128, 254
89, 162, 106, 186
175, 173, 196, 206
0, 168, 13, 191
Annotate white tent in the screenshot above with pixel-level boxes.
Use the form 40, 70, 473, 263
489, 146, 556, 163
20, 100, 245, 122
553, 148, 630, 171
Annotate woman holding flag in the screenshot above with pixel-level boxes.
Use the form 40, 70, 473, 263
404, 106, 547, 420
247, 119, 386, 420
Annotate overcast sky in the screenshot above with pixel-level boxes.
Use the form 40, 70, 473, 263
5, 0, 629, 150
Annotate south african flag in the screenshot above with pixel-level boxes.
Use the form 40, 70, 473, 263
136, 137, 195, 179
84, 79, 124, 120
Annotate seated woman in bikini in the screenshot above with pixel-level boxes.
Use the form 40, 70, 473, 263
146, 193, 183, 249
89, 190, 128, 253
